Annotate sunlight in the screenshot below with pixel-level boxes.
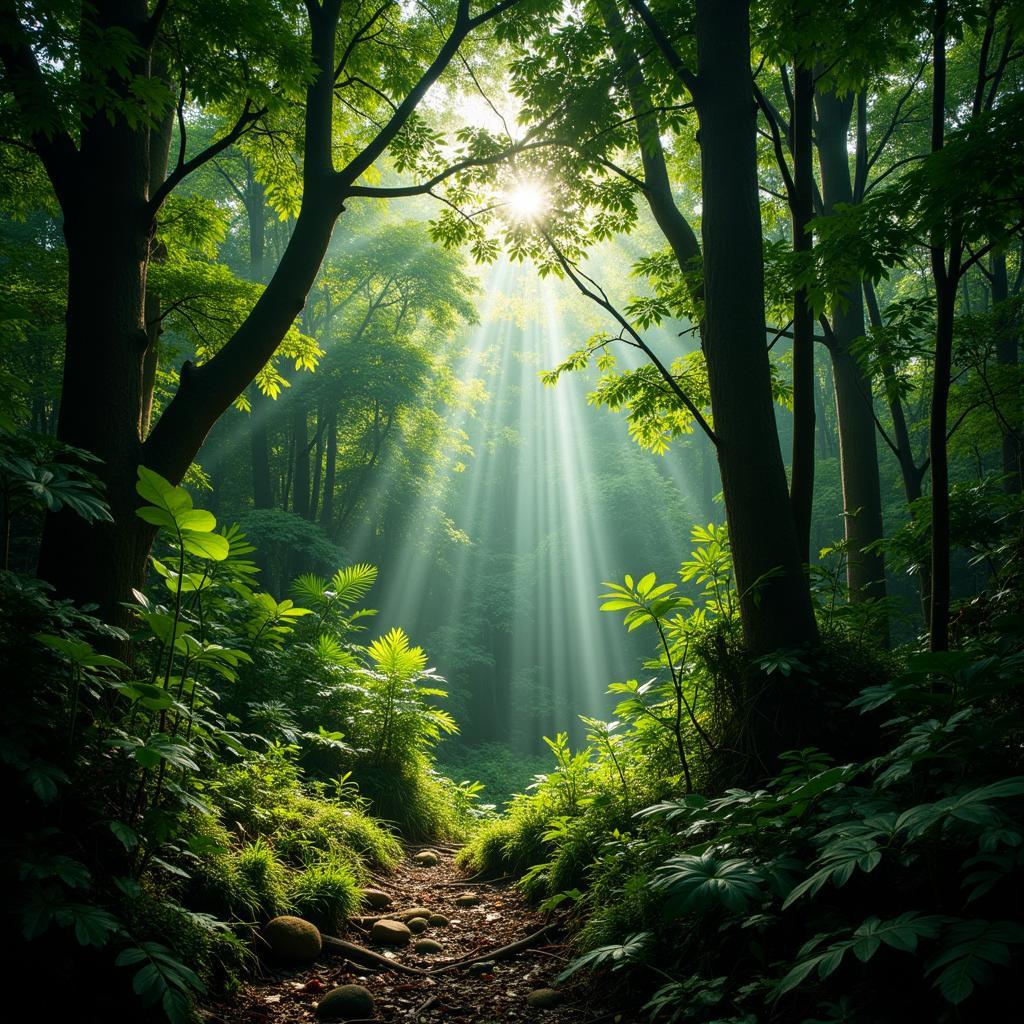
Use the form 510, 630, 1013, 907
503, 178, 549, 222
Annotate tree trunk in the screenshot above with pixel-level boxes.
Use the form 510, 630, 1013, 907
991, 250, 1021, 492
36, 0, 155, 617
291, 397, 311, 519
694, 0, 818, 656
815, 85, 887, 607
789, 62, 815, 565
250, 390, 275, 508
321, 408, 337, 527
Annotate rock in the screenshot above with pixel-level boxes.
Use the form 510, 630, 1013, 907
407, 916, 429, 934
261, 915, 322, 965
468, 960, 495, 975
428, 914, 449, 927
361, 888, 392, 910
413, 850, 440, 866
414, 938, 443, 955
526, 988, 563, 1010
454, 893, 481, 907
316, 984, 374, 1020
397, 906, 433, 921
371, 918, 412, 947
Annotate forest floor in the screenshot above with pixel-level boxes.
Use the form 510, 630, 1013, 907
204, 846, 635, 1024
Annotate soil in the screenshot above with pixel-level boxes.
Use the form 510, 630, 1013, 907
204, 846, 638, 1024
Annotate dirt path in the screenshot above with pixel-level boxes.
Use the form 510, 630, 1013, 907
204, 847, 635, 1024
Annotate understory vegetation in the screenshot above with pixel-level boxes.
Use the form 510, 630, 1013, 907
460, 521, 1024, 1021
1, 459, 479, 1021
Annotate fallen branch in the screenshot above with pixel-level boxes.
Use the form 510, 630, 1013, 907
321, 934, 428, 976
426, 923, 560, 974
412, 994, 439, 1019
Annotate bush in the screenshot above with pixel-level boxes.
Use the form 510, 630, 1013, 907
289, 856, 361, 934
233, 841, 290, 921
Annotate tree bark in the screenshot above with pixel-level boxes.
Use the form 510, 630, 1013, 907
815, 86, 887, 608
321, 408, 338, 527
789, 62, 815, 565
694, 0, 818, 655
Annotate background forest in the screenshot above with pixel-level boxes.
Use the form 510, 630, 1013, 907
0, 0, 1022, 1022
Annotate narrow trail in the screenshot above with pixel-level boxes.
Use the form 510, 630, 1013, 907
206, 847, 634, 1024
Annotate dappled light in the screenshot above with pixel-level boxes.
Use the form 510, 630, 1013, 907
1, 2, 1022, 1023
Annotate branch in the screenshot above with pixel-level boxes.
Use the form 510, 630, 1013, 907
148, 100, 265, 215
344, 137, 555, 198
626, 0, 699, 96
138, 0, 172, 49
334, 1, 393, 80
541, 227, 718, 446
754, 84, 795, 200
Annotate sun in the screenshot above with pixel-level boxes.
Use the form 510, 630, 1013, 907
504, 178, 549, 222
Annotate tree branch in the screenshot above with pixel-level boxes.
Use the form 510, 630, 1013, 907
148, 100, 265, 216
625, 0, 699, 96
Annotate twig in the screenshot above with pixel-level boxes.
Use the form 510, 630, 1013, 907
412, 994, 439, 1019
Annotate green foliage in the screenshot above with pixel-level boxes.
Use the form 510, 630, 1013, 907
289, 856, 360, 934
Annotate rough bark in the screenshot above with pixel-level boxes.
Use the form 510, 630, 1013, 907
991, 250, 1021, 492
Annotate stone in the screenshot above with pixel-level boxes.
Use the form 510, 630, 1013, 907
468, 960, 494, 975
414, 850, 440, 866
371, 918, 412, 947
397, 906, 433, 921
361, 888, 392, 910
316, 984, 374, 1021
407, 916, 429, 934
454, 893, 481, 907
526, 988, 563, 1010
261, 915, 322, 965
427, 914, 449, 927
414, 938, 443, 955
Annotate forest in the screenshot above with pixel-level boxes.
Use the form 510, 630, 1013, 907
0, 0, 1022, 1021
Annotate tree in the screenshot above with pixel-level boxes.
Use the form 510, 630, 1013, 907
0, 0, 525, 618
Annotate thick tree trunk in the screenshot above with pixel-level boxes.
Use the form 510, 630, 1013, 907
815, 86, 887, 607
37, 0, 155, 616
694, 0, 818, 656
789, 63, 815, 565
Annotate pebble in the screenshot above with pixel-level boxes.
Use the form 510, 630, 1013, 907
370, 919, 412, 947
398, 905, 433, 921
414, 850, 440, 866
407, 916, 429, 934
428, 914, 449, 927
455, 893, 482, 907
468, 960, 495, 975
414, 938, 443, 954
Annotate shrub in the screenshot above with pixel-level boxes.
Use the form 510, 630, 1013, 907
233, 841, 290, 922
289, 856, 361, 934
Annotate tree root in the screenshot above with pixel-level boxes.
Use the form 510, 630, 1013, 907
426, 923, 560, 974
320, 934, 428, 976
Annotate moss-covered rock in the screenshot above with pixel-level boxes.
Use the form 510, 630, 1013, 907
407, 916, 429, 934
370, 919, 411, 947
413, 849, 440, 866
362, 888, 392, 910
414, 938, 443, 955
526, 988, 563, 1009
396, 905, 432, 921
316, 984, 374, 1020
454, 893, 481, 907
428, 914, 449, 927
261, 916, 322, 965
